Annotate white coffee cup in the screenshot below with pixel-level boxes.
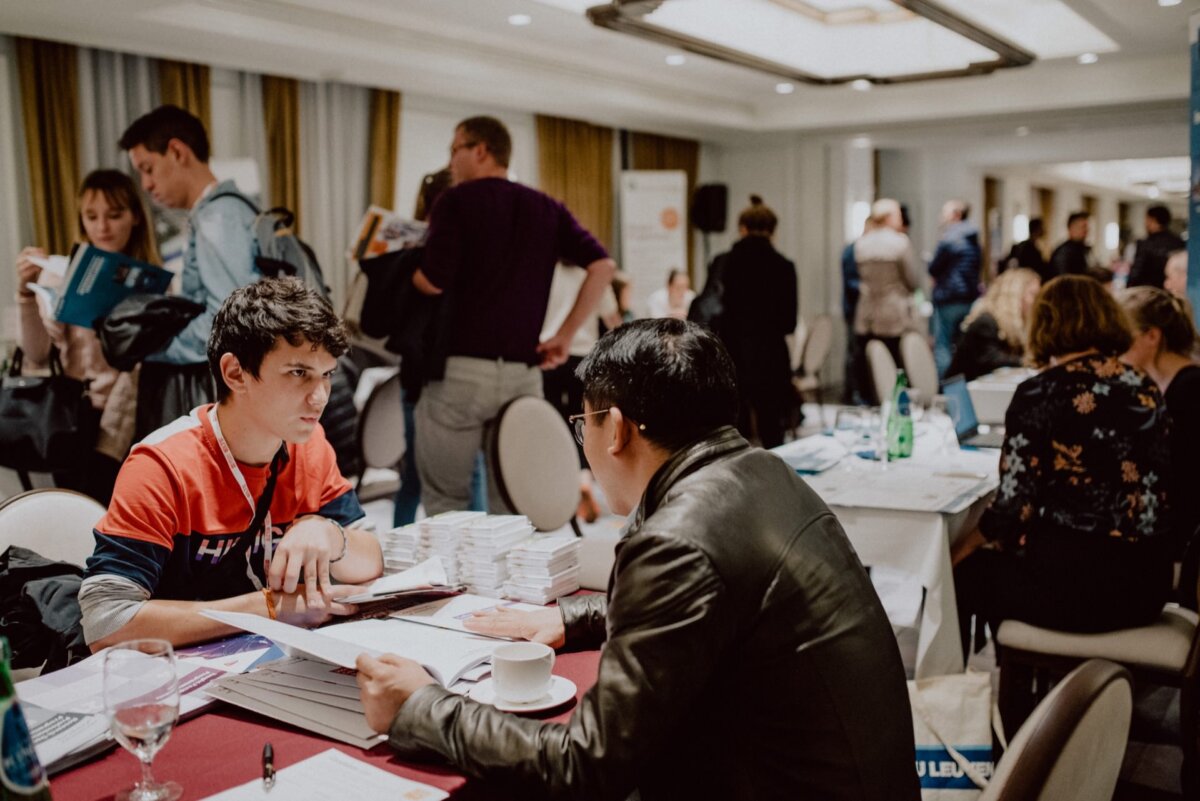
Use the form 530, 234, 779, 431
491, 642, 555, 704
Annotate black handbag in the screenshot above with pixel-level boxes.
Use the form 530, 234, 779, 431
0, 346, 99, 472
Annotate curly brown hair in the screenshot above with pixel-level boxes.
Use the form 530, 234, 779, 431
1026, 275, 1132, 367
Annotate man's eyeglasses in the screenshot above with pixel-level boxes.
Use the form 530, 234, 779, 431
567, 409, 646, 446
450, 140, 479, 157
567, 409, 608, 446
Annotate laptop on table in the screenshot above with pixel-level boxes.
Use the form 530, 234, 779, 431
941, 375, 1006, 449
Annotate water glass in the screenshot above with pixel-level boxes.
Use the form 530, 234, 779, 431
928, 394, 961, 453
103, 640, 182, 801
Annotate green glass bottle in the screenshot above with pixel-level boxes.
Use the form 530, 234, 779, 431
0, 638, 52, 801
886, 369, 914, 460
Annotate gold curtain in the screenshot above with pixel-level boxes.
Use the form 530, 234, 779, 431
367, 89, 401, 210
158, 59, 211, 132
629, 131, 700, 275
536, 115, 614, 252
16, 38, 82, 256
261, 75, 302, 232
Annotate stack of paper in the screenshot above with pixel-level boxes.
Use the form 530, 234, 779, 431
458, 516, 535, 596
418, 511, 485, 583
379, 523, 421, 574
504, 536, 581, 604
201, 748, 447, 801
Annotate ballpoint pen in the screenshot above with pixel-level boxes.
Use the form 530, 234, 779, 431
262, 742, 275, 790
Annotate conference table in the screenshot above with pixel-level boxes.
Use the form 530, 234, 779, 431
966, 367, 1034, 425
773, 423, 999, 679
50, 649, 601, 800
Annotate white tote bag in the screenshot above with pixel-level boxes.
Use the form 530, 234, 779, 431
908, 670, 999, 801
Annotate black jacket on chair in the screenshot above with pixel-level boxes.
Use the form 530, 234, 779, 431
386, 428, 919, 801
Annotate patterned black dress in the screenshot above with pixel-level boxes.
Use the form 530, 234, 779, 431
955, 353, 1173, 647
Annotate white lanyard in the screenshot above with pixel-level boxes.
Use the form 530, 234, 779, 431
207, 406, 275, 578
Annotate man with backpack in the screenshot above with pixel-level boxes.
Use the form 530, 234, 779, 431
120, 105, 261, 437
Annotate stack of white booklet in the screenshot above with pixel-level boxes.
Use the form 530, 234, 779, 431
458, 516, 534, 596
418, 511, 486, 583
504, 536, 581, 604
379, 523, 421, 574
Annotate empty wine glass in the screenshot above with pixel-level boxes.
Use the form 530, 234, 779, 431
103, 640, 182, 801
928, 394, 961, 453
833, 408, 864, 462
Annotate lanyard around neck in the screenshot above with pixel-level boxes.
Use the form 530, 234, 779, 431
207, 405, 277, 567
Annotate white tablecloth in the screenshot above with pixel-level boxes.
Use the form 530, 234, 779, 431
774, 427, 998, 678
967, 367, 1034, 425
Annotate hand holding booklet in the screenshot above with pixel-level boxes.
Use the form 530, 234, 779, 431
340, 556, 463, 604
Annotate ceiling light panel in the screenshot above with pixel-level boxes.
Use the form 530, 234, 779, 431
942, 0, 1118, 60
634, 0, 997, 80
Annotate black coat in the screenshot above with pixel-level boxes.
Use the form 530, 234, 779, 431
1129, 230, 1185, 288
713, 236, 798, 400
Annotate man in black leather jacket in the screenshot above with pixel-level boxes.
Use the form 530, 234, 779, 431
357, 319, 919, 801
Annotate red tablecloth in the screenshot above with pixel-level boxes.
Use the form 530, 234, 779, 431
49, 650, 599, 800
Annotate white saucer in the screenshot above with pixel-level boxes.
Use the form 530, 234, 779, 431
468, 675, 577, 713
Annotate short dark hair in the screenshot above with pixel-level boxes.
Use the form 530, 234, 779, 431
576, 319, 738, 451
1028, 218, 1044, 238
738, 194, 778, 235
456, 116, 511, 168
119, 105, 210, 163
1146, 205, 1172, 229
208, 278, 349, 401
1067, 211, 1089, 227
1027, 275, 1132, 367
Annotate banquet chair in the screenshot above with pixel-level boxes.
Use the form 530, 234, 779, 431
792, 314, 834, 405
787, 317, 808, 374
354, 370, 405, 500
0, 488, 105, 568
981, 659, 1132, 801
488, 395, 581, 535
900, 331, 938, 402
865, 338, 898, 405
995, 573, 1200, 796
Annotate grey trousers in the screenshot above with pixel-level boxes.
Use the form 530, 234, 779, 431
415, 356, 543, 517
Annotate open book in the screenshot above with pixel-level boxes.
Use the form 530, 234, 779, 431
349, 205, 428, 261
54, 244, 173, 327
340, 556, 463, 605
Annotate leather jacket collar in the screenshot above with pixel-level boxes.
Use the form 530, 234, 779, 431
631, 426, 749, 530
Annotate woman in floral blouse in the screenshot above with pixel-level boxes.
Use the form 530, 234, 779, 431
953, 275, 1172, 656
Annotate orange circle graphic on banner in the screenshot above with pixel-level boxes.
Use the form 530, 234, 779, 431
660, 207, 680, 230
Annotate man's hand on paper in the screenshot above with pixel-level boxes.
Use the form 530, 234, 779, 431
268, 516, 343, 606
356, 653, 436, 733
274, 584, 361, 627
463, 607, 566, 648
16, 246, 45, 293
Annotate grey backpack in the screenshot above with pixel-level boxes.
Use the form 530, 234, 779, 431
212, 192, 331, 301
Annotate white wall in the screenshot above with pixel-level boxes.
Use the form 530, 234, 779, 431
394, 94, 538, 218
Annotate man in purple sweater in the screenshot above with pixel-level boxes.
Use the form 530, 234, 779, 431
412, 116, 616, 515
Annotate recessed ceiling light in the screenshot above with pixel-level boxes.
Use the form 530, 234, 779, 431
1015, 126, 1030, 137
1147, 186, 1161, 199
775, 82, 795, 94
850, 79, 872, 91
508, 14, 532, 26
665, 53, 686, 66
1158, 0, 1182, 7
1077, 52, 1098, 65
851, 136, 872, 149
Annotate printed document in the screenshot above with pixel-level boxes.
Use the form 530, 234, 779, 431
199, 748, 448, 801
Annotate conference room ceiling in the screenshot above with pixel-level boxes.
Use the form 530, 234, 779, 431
0, 0, 1193, 139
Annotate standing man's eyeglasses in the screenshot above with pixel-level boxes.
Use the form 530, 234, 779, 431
450, 140, 479, 156
567, 409, 608, 446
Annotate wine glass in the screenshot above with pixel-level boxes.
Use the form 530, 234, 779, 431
833, 408, 864, 463
928, 394, 961, 454
103, 640, 182, 801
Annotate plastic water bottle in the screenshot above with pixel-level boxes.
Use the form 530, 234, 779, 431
886, 370, 914, 460
0, 637, 52, 800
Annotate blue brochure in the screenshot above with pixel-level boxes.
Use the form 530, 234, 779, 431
54, 244, 173, 328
